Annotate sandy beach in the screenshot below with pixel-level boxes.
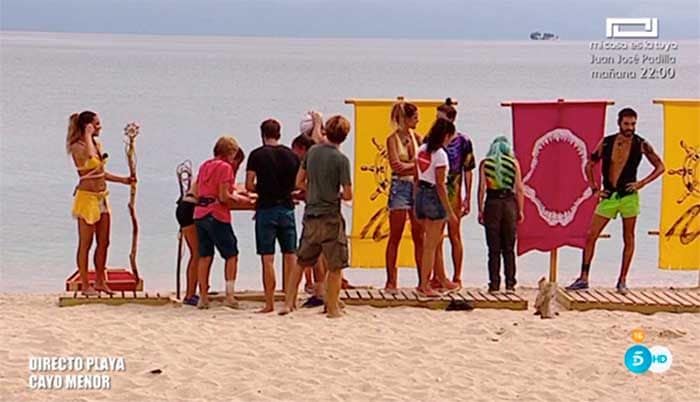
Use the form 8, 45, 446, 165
1, 290, 698, 402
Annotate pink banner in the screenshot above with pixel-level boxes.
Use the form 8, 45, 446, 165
511, 101, 606, 255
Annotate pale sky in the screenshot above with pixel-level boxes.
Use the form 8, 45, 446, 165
1, 0, 699, 39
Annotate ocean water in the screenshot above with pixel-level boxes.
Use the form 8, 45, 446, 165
1, 31, 699, 293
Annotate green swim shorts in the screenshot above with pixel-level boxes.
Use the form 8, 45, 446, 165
595, 192, 640, 219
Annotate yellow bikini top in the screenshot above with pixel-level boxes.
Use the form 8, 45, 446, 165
395, 132, 418, 163
77, 155, 104, 171
76, 154, 107, 181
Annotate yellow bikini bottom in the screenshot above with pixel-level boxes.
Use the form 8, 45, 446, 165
72, 190, 110, 225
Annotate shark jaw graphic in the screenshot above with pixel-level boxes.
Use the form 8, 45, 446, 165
522, 128, 593, 227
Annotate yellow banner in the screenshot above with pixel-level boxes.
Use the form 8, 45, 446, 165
657, 99, 700, 270
346, 98, 445, 268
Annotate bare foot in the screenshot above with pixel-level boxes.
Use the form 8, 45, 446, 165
453, 279, 463, 288
384, 285, 399, 295
257, 306, 274, 313
304, 284, 315, 294
441, 280, 460, 291
94, 283, 114, 295
326, 310, 343, 319
82, 286, 99, 296
429, 281, 447, 292
278, 306, 292, 316
416, 287, 440, 298
224, 298, 240, 309
197, 299, 210, 309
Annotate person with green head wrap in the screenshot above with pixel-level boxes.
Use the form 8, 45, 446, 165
477, 136, 525, 293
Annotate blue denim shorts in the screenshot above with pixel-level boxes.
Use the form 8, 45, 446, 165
194, 214, 239, 259
415, 181, 447, 220
388, 178, 414, 210
255, 205, 297, 255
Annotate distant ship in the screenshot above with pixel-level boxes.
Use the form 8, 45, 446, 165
530, 31, 558, 40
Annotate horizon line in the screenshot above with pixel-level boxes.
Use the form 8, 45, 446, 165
2, 29, 699, 42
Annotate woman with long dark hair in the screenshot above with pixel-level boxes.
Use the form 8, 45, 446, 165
414, 118, 458, 297
431, 98, 475, 289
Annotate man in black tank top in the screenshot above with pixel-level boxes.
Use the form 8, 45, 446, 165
566, 108, 665, 294
247, 119, 302, 313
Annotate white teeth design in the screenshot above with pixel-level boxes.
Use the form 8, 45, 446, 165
522, 128, 593, 227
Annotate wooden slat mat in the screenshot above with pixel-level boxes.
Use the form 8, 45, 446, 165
340, 288, 527, 310
557, 288, 700, 314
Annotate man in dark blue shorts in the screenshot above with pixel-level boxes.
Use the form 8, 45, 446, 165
246, 119, 301, 313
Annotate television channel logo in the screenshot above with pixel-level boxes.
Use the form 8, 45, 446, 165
624, 344, 652, 374
624, 329, 673, 374
606, 18, 659, 39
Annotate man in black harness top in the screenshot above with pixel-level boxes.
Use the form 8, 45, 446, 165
566, 108, 665, 294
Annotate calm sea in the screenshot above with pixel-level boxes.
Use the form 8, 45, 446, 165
1, 31, 699, 292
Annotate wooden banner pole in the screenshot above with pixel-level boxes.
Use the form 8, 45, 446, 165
501, 99, 615, 107
549, 248, 558, 283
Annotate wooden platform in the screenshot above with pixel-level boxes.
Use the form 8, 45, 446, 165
177, 288, 527, 310
58, 291, 172, 307
59, 290, 271, 307
340, 288, 528, 310
202, 291, 286, 303
557, 288, 700, 314
59, 288, 527, 310
65, 268, 143, 292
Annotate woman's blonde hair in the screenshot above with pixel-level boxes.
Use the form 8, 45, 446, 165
390, 101, 418, 129
213, 135, 240, 158
66, 111, 96, 154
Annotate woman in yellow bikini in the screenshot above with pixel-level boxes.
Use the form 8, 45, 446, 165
67, 111, 136, 295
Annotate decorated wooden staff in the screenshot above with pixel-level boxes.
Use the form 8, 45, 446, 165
175, 160, 193, 299
124, 122, 140, 280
